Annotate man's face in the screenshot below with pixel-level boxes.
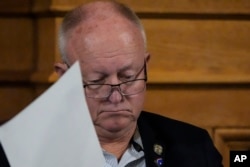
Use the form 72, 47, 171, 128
66, 17, 148, 135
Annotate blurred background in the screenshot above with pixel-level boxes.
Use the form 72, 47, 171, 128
0, 0, 250, 166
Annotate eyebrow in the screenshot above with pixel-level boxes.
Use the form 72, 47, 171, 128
119, 64, 135, 73
94, 63, 136, 74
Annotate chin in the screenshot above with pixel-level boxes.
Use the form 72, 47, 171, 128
102, 118, 134, 132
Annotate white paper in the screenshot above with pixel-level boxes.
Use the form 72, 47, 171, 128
0, 61, 105, 167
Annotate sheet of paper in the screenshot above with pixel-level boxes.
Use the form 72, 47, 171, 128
0, 62, 105, 167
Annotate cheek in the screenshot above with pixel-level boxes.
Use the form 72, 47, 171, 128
129, 92, 145, 116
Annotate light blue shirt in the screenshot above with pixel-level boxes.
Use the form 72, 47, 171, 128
103, 129, 145, 167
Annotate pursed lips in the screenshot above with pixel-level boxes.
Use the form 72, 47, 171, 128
99, 109, 131, 115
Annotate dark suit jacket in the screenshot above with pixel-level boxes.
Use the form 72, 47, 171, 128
0, 142, 10, 167
0, 111, 223, 167
137, 111, 223, 167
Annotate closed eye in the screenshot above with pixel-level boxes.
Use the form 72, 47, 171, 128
87, 76, 106, 84
119, 74, 135, 81
89, 79, 105, 84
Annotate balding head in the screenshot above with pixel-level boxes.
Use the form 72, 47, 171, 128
55, 1, 149, 140
58, 0, 146, 64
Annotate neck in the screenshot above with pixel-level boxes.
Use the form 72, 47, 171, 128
98, 125, 136, 160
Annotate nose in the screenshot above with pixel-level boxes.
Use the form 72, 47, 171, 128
108, 87, 123, 103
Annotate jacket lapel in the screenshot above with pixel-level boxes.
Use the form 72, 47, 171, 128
137, 113, 167, 167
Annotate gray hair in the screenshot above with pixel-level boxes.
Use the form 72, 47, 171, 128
58, 0, 147, 64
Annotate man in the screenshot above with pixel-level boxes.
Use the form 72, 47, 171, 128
54, 0, 222, 167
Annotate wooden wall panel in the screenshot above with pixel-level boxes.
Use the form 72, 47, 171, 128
0, 0, 31, 13
32, 0, 250, 14
32, 0, 52, 12
0, 87, 34, 122
36, 18, 58, 72
120, 0, 250, 14
143, 19, 250, 83
0, 18, 34, 81
145, 87, 250, 128
0, 0, 250, 166
214, 128, 250, 167
0, 19, 34, 72
31, 18, 61, 83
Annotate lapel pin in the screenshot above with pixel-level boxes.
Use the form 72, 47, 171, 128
155, 158, 163, 167
154, 144, 163, 155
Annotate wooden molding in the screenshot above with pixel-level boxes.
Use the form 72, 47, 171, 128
31, 0, 250, 14
214, 128, 250, 167
148, 70, 250, 84
0, 0, 31, 13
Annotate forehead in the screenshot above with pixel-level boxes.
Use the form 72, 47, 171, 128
66, 16, 145, 65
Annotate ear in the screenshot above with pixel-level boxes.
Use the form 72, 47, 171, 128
145, 52, 151, 63
54, 62, 69, 77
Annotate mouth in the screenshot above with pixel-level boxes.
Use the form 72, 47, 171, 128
99, 109, 131, 115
